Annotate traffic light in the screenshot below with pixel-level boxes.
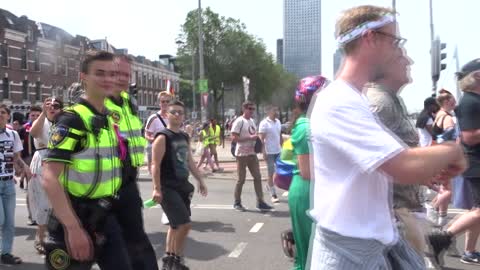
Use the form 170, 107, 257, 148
431, 37, 447, 82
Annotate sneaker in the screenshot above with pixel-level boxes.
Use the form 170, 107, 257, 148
426, 204, 439, 225
271, 195, 280, 203
427, 231, 452, 268
257, 201, 274, 211
460, 252, 480, 265
161, 255, 174, 270
1, 253, 22, 264
172, 259, 190, 270
27, 219, 37, 226
161, 213, 170, 225
234, 203, 246, 212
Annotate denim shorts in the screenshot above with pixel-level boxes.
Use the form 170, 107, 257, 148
266, 153, 280, 178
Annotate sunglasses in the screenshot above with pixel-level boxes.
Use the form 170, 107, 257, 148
161, 100, 171, 104
247, 107, 256, 111
169, 110, 184, 116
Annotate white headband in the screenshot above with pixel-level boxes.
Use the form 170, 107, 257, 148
336, 14, 395, 46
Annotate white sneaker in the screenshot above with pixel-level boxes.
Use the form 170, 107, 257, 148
425, 204, 438, 225
161, 213, 170, 225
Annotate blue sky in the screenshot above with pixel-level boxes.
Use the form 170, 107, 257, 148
3, 0, 476, 112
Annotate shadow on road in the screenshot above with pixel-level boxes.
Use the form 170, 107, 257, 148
184, 237, 229, 261
265, 210, 291, 218
4, 261, 45, 269
15, 226, 36, 240
191, 221, 235, 233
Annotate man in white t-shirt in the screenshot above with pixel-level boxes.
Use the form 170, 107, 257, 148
145, 91, 171, 175
0, 104, 31, 264
258, 105, 282, 203
308, 5, 467, 270
231, 101, 273, 212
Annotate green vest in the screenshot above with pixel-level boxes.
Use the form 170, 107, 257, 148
201, 129, 211, 147
105, 91, 146, 167
209, 124, 221, 145
59, 104, 122, 199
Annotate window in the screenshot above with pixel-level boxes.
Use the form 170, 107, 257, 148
21, 48, 28, 70
34, 49, 40, 71
22, 80, 29, 100
2, 78, 9, 99
63, 58, 68, 76
27, 26, 33, 42
35, 81, 41, 101
1, 44, 9, 67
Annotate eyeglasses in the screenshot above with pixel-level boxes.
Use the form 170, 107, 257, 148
169, 110, 184, 116
373, 31, 407, 47
247, 107, 256, 111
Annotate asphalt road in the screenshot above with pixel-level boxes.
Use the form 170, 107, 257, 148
6, 164, 480, 270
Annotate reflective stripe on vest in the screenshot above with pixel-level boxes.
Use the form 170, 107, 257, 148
105, 91, 146, 167
60, 104, 122, 198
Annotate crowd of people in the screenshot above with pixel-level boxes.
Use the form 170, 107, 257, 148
1, 4, 480, 270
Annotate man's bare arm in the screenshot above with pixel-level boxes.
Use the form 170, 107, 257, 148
13, 152, 31, 178
151, 135, 166, 192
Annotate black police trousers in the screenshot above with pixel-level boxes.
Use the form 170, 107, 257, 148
48, 214, 133, 270
114, 181, 159, 270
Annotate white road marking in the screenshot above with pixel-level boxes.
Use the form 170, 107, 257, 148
192, 204, 234, 210
16, 203, 26, 206
282, 191, 288, 197
249, 223, 264, 233
16, 198, 26, 201
228, 242, 248, 258
424, 257, 435, 269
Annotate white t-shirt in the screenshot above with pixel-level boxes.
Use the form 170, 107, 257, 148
145, 112, 169, 147
33, 120, 52, 149
417, 118, 433, 147
258, 117, 282, 154
0, 128, 23, 177
309, 80, 405, 245
231, 116, 257, 156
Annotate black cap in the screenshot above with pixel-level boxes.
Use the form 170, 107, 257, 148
456, 58, 480, 80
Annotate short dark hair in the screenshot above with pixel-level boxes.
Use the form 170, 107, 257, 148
30, 105, 42, 112
0, 104, 10, 115
81, 50, 114, 74
168, 100, 185, 108
242, 101, 255, 108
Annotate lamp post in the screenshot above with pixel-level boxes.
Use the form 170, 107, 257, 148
198, 0, 207, 122
176, 40, 197, 120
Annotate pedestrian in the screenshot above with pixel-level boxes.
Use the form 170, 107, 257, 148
196, 123, 217, 172
428, 58, 480, 266
308, 5, 466, 270
288, 75, 328, 270
145, 91, 171, 175
258, 105, 282, 203
207, 119, 222, 170
104, 54, 158, 270
0, 104, 31, 265
42, 50, 133, 269
145, 91, 172, 225
28, 97, 63, 255
231, 101, 273, 211
416, 97, 440, 147
151, 100, 208, 270
366, 54, 426, 256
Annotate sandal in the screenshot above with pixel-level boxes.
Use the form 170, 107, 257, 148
34, 241, 46, 255
281, 229, 295, 258
1, 253, 23, 264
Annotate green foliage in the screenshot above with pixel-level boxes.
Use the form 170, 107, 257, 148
176, 7, 296, 117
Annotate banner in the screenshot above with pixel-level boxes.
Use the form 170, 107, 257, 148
202, 93, 209, 107
198, 79, 208, 93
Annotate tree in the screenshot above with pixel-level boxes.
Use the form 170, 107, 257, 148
176, 7, 295, 118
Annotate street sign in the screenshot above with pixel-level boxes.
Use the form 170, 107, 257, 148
198, 79, 208, 93
192, 111, 198, 119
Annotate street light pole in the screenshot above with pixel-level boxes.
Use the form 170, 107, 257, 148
191, 46, 196, 119
198, 0, 207, 123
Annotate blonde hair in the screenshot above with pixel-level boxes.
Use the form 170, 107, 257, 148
157, 91, 172, 102
458, 72, 480, 92
335, 5, 394, 54
436, 90, 453, 106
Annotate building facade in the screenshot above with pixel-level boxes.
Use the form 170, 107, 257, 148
283, 0, 321, 79
276, 39, 283, 66
0, 8, 179, 123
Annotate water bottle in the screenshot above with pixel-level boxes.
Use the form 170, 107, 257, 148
143, 199, 157, 208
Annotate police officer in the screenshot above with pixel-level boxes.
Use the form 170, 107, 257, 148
104, 54, 158, 270
42, 50, 133, 270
